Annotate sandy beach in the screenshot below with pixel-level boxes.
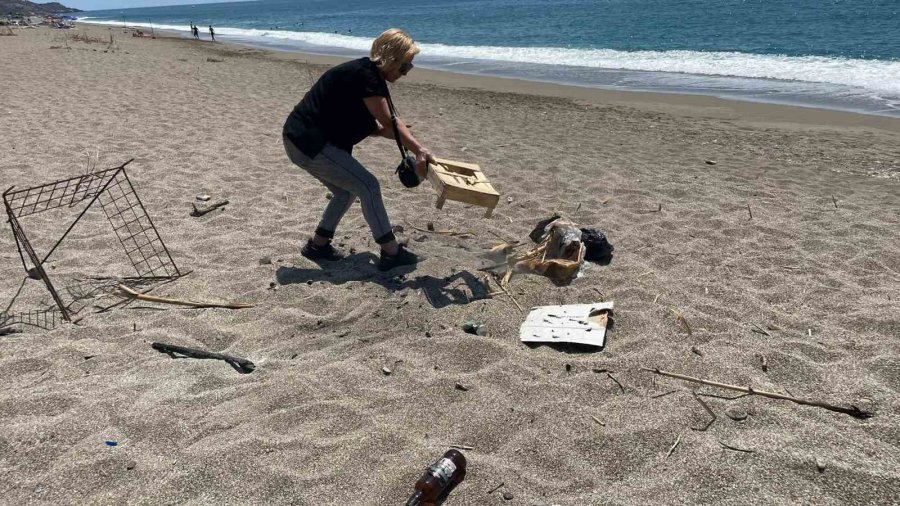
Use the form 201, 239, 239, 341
1, 24, 898, 505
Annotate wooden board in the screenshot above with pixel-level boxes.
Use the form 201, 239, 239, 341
426, 158, 500, 218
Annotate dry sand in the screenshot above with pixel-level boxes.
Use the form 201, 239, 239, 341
1, 24, 899, 505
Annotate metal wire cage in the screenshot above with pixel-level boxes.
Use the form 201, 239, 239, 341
2, 159, 182, 331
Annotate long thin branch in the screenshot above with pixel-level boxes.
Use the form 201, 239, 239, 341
152, 342, 254, 373
642, 368, 873, 419
116, 284, 253, 309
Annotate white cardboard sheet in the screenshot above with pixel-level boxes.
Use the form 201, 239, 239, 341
519, 301, 613, 348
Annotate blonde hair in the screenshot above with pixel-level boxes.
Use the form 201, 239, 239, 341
370, 28, 419, 71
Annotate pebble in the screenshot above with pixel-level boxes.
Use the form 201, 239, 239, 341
565, 363, 572, 372
425, 331, 432, 338
705, 160, 717, 165
126, 460, 136, 470
816, 458, 827, 473
426, 222, 435, 231
196, 194, 211, 201
269, 282, 277, 289
725, 406, 748, 421
325, 193, 333, 200
503, 492, 514, 500
382, 367, 392, 376
455, 383, 469, 392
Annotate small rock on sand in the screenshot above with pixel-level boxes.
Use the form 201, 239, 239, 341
725, 406, 748, 421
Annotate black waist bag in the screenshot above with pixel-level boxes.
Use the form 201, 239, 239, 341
385, 88, 422, 188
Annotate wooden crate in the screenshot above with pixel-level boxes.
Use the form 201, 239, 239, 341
426, 158, 500, 218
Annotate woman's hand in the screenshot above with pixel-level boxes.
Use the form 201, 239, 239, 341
415, 149, 435, 179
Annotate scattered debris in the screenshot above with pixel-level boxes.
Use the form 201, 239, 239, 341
487, 482, 505, 495
606, 371, 625, 393
191, 199, 228, 217
691, 391, 717, 431
666, 432, 683, 458
719, 441, 754, 453
670, 308, 692, 335
461, 321, 488, 336
519, 302, 613, 348
116, 284, 253, 309
152, 342, 255, 373
642, 368, 874, 419
750, 322, 771, 336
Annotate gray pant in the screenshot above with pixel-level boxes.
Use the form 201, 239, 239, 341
283, 136, 394, 244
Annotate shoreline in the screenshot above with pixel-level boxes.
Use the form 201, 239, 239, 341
82, 22, 900, 132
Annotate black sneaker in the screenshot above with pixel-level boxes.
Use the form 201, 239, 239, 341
378, 245, 422, 271
301, 239, 344, 261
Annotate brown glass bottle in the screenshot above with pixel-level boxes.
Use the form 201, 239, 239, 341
405, 449, 467, 506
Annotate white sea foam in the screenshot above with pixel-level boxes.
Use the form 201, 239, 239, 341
78, 20, 900, 98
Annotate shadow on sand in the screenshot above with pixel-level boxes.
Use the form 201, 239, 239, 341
275, 253, 491, 309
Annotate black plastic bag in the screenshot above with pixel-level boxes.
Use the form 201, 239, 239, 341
580, 228, 613, 264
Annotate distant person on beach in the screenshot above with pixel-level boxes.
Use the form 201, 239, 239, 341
192, 24, 199, 39
208, 25, 215, 41
283, 28, 435, 272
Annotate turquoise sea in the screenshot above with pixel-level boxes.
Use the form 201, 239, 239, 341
80, 0, 900, 117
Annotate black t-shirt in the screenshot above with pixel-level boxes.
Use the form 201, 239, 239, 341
283, 57, 389, 157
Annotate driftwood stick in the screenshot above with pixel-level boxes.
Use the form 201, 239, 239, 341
750, 322, 771, 336
691, 391, 717, 431
607, 372, 625, 393
642, 368, 873, 419
666, 432, 683, 458
487, 482, 505, 495
832, 194, 838, 209
191, 199, 229, 217
116, 284, 253, 309
746, 203, 753, 220
151, 342, 255, 373
719, 441, 755, 453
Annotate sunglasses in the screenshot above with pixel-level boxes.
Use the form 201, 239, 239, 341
399, 61, 415, 75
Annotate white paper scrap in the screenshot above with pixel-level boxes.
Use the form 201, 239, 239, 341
519, 301, 613, 348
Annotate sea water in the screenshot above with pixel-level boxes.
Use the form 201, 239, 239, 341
79, 0, 900, 117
